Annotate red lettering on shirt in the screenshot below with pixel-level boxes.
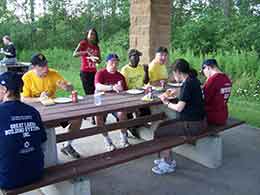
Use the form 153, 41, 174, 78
79, 40, 100, 72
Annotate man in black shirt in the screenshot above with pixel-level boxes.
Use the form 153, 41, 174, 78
0, 35, 17, 66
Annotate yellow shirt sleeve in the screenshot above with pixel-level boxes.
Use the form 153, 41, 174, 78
21, 73, 33, 97
120, 65, 129, 88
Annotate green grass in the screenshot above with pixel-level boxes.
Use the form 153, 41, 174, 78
229, 97, 260, 127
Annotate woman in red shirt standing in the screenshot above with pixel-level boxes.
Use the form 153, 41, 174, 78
73, 28, 101, 95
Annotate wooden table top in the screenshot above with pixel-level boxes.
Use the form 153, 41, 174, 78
30, 92, 165, 127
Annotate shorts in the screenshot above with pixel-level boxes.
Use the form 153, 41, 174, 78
154, 118, 207, 138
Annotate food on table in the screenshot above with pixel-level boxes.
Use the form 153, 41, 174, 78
41, 98, 55, 106
163, 89, 176, 98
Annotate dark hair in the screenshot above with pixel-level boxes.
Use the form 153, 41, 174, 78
155, 47, 168, 54
172, 58, 198, 78
85, 28, 99, 45
3, 35, 11, 42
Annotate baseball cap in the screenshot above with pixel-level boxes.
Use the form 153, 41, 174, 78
201, 59, 218, 72
0, 72, 23, 92
31, 53, 48, 66
106, 53, 120, 62
128, 49, 142, 58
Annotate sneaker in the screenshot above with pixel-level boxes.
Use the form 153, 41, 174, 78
105, 143, 116, 152
120, 141, 130, 148
152, 161, 175, 175
128, 128, 140, 139
61, 145, 81, 159
154, 158, 176, 168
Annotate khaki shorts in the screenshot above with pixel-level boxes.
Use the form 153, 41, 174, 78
154, 119, 207, 138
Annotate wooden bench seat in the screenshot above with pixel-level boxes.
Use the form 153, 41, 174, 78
1, 118, 244, 195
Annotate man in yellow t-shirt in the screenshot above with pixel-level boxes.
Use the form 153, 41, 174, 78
121, 49, 150, 138
121, 49, 149, 89
21, 53, 82, 159
149, 47, 169, 86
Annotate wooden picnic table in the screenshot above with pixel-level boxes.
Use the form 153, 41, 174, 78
30, 91, 170, 128
28, 91, 175, 167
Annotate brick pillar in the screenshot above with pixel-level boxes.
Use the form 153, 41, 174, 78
130, 0, 171, 64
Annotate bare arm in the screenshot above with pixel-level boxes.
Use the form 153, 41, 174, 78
21, 96, 41, 103
143, 64, 149, 84
73, 43, 88, 57
168, 101, 186, 112
160, 94, 186, 112
95, 83, 121, 93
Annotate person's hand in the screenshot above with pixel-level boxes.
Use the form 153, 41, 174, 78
159, 94, 169, 104
143, 64, 149, 72
39, 91, 49, 101
57, 80, 73, 91
166, 88, 177, 96
112, 85, 120, 93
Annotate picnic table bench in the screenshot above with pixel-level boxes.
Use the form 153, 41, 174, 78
0, 92, 244, 195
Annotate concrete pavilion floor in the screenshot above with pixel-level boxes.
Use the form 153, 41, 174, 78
25, 115, 260, 195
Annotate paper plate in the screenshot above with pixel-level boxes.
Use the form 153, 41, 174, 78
154, 87, 164, 91
54, 97, 72, 104
167, 82, 183, 87
126, 89, 144, 95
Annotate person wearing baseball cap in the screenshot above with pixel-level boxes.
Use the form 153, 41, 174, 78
148, 46, 169, 86
121, 49, 151, 138
0, 72, 46, 189
121, 49, 149, 89
95, 53, 129, 151
21, 53, 82, 159
201, 59, 232, 125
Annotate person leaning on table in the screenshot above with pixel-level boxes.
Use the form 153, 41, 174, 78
148, 46, 169, 86
94, 53, 129, 152
152, 58, 207, 175
201, 59, 232, 125
21, 53, 82, 159
0, 72, 46, 189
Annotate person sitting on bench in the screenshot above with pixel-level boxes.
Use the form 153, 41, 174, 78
121, 49, 150, 138
21, 53, 82, 159
201, 59, 232, 125
152, 58, 207, 175
95, 53, 129, 151
0, 72, 46, 189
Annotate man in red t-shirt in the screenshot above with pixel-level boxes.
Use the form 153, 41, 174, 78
201, 59, 232, 125
94, 53, 129, 151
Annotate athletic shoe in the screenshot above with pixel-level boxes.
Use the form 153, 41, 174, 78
152, 161, 175, 175
154, 158, 176, 168
105, 143, 116, 152
120, 140, 130, 148
61, 145, 81, 159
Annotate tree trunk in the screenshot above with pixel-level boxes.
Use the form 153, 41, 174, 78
2, 0, 7, 10
223, 0, 232, 18
30, 0, 35, 22
111, 0, 117, 17
43, 0, 47, 15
